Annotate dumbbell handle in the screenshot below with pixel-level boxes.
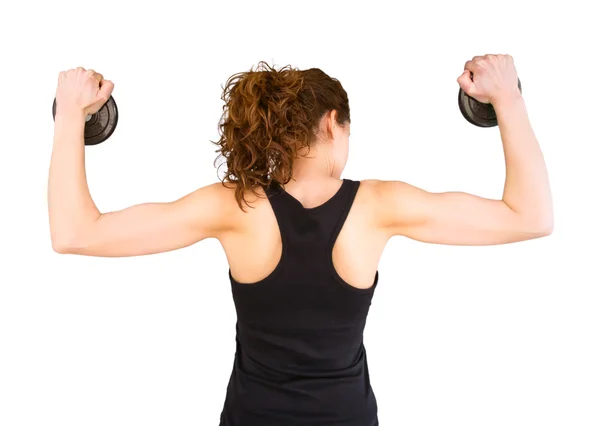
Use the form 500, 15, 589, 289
458, 76, 522, 128
465, 72, 523, 100
52, 97, 98, 121
51, 96, 119, 146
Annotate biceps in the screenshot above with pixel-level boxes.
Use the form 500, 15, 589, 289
385, 184, 543, 246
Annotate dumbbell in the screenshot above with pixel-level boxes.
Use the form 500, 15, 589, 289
458, 76, 522, 127
52, 96, 119, 145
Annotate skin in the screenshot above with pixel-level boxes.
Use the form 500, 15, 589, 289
48, 55, 553, 289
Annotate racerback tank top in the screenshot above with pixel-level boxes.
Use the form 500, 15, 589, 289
219, 178, 379, 426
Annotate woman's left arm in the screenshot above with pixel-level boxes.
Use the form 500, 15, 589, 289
48, 68, 232, 257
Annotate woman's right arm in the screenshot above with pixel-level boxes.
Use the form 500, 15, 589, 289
376, 54, 553, 246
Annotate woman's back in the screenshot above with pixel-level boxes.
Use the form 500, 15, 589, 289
220, 178, 379, 425
221, 177, 386, 290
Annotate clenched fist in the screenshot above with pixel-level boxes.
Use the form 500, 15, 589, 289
457, 54, 521, 106
55, 67, 114, 117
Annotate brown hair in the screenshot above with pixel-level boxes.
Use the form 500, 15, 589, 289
212, 61, 350, 210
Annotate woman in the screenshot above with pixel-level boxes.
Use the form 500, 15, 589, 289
48, 55, 553, 425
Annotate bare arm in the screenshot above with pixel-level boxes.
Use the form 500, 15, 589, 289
378, 55, 553, 245
48, 68, 232, 257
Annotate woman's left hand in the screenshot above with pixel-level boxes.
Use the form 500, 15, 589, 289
55, 67, 114, 117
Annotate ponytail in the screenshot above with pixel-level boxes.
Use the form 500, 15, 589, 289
213, 61, 350, 210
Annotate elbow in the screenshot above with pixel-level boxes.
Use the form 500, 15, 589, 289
537, 210, 554, 237
526, 216, 554, 238
50, 219, 99, 255
505, 202, 554, 238
534, 223, 554, 237
52, 237, 74, 254
51, 232, 82, 254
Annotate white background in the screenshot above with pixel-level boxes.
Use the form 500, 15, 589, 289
1, 1, 599, 425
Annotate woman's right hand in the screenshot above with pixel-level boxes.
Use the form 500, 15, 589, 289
457, 54, 521, 106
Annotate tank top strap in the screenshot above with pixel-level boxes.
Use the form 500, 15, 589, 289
263, 179, 361, 248
325, 178, 360, 247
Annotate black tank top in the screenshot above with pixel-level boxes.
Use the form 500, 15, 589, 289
219, 178, 379, 426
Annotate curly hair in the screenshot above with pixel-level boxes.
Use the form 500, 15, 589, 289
212, 61, 350, 210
